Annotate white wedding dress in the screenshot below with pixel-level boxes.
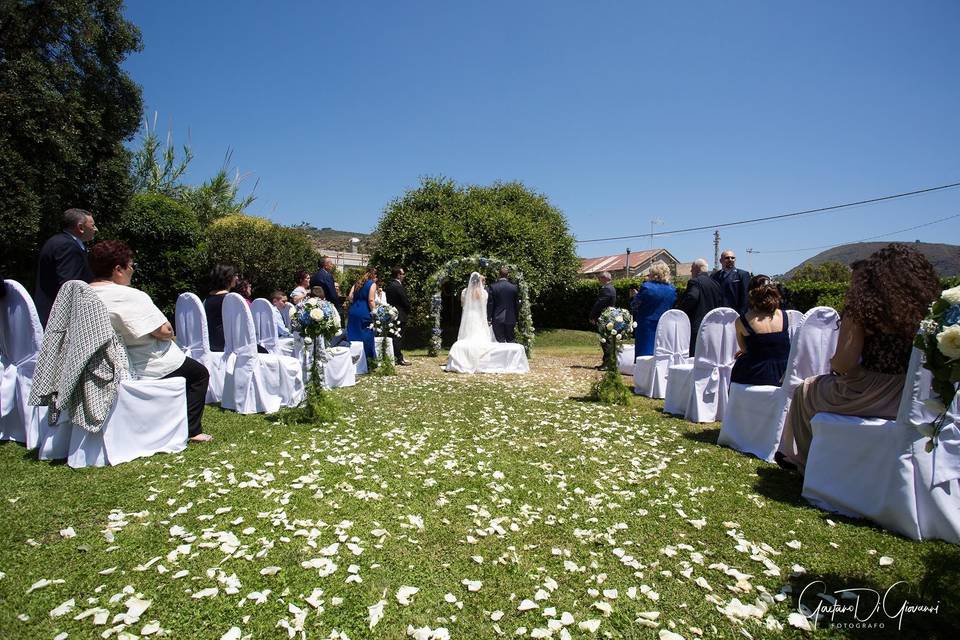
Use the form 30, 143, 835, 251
445, 273, 529, 375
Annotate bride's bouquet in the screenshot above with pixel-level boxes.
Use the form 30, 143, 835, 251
914, 284, 960, 451
369, 303, 400, 375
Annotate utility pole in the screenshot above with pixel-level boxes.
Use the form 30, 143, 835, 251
746, 248, 754, 273
625, 248, 631, 278
713, 230, 720, 271
650, 218, 664, 249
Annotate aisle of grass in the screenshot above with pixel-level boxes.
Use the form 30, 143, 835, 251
1, 334, 957, 639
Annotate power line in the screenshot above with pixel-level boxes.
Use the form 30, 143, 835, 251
747, 212, 960, 254
574, 180, 960, 244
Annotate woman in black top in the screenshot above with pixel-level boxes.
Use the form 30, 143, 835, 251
203, 264, 238, 352
731, 276, 791, 386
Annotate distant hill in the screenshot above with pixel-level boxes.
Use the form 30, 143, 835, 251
786, 241, 960, 278
290, 224, 375, 253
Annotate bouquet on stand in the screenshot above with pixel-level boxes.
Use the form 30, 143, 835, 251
592, 306, 636, 405
914, 284, 960, 450
370, 303, 401, 376
287, 297, 342, 422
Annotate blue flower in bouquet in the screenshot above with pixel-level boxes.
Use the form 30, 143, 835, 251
944, 304, 960, 327
597, 307, 636, 346
370, 303, 401, 338
291, 297, 341, 341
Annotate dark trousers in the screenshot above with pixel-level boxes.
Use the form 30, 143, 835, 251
392, 320, 405, 363
492, 322, 516, 343
163, 356, 209, 437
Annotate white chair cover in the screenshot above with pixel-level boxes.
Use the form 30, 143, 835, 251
617, 345, 636, 375
67, 377, 188, 468
718, 307, 839, 461
174, 292, 227, 404
0, 280, 47, 448
251, 298, 295, 357
375, 337, 395, 361
683, 307, 739, 422
298, 339, 356, 389
282, 302, 294, 330
802, 349, 960, 543
634, 310, 691, 399
351, 341, 369, 375
786, 309, 804, 344
220, 293, 304, 414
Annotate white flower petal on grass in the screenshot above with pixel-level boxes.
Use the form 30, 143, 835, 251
49, 598, 76, 618
26, 578, 64, 593
462, 579, 482, 592
396, 586, 419, 606
491, 610, 505, 621
54, 633, 67, 640
787, 612, 812, 630
368, 599, 386, 629
658, 631, 685, 640
407, 514, 425, 530
471, 555, 484, 564
518, 599, 539, 611
694, 576, 712, 591
73, 607, 110, 624
785, 540, 802, 549
578, 619, 601, 634
99, 567, 117, 575
221, 627, 242, 640
602, 588, 618, 600
259, 566, 281, 576
59, 527, 76, 538
592, 601, 613, 616
192, 587, 219, 599
123, 597, 152, 623
879, 556, 894, 566
141, 621, 162, 635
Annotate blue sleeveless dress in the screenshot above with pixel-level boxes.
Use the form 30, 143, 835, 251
730, 310, 791, 386
347, 280, 377, 359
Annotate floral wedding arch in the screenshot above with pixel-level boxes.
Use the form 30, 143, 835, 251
426, 255, 534, 357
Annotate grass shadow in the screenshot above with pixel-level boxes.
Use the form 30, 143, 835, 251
681, 426, 721, 444
751, 465, 806, 507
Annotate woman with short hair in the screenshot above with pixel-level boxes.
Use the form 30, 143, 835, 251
89, 240, 211, 442
630, 261, 677, 356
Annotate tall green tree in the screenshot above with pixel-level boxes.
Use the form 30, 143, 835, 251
0, 0, 143, 282
371, 177, 579, 332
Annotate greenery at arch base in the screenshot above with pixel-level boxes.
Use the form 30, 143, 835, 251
426, 255, 534, 357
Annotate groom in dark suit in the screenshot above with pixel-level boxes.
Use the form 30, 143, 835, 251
487, 266, 520, 343
384, 265, 412, 365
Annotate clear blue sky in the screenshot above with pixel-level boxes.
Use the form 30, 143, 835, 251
122, 0, 960, 275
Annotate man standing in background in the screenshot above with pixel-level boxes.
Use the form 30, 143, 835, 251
34, 208, 97, 326
711, 249, 750, 315
310, 257, 340, 309
589, 271, 617, 369
677, 259, 723, 356
384, 266, 412, 365
487, 266, 520, 343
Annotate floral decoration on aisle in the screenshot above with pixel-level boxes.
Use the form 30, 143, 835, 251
915, 284, 960, 450
287, 297, 342, 423
591, 306, 635, 405
426, 255, 534, 357
370, 302, 400, 376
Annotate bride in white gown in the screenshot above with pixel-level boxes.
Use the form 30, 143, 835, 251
445, 272, 496, 373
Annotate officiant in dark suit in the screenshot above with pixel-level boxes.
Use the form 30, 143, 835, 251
487, 266, 520, 343
310, 257, 341, 308
384, 265, 412, 365
34, 208, 97, 326
711, 249, 750, 315
589, 271, 617, 368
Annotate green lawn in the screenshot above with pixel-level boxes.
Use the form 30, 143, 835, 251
1, 333, 957, 639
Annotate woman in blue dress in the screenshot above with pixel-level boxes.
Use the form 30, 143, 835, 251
346, 267, 379, 360
631, 261, 677, 356
731, 275, 791, 386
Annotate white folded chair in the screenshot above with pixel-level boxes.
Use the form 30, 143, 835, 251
718, 306, 839, 461
282, 302, 295, 330
786, 309, 804, 344
802, 348, 960, 542
34, 285, 188, 468
251, 298, 295, 357
220, 293, 304, 414
617, 344, 636, 375
0, 279, 47, 448
633, 310, 691, 399
174, 292, 227, 404
351, 341, 369, 375
298, 337, 356, 389
663, 307, 738, 422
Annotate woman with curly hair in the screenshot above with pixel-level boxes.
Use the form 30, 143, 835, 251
778, 243, 941, 472
630, 261, 677, 356
731, 275, 791, 386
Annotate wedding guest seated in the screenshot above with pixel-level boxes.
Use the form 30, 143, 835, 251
290, 269, 310, 304
270, 290, 293, 337
231, 278, 253, 305
731, 275, 790, 386
631, 261, 677, 357
204, 264, 238, 352
89, 241, 212, 442
777, 244, 940, 472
